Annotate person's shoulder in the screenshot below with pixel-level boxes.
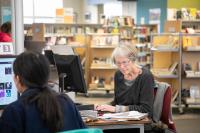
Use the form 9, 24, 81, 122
114, 70, 124, 80
141, 67, 153, 77
0, 32, 12, 42
57, 93, 78, 112
2, 100, 23, 116
57, 93, 74, 105
115, 70, 122, 76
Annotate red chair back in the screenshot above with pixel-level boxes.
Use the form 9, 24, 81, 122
154, 86, 176, 132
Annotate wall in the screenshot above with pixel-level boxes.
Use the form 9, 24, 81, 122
63, 0, 98, 23
82, 0, 98, 24
63, 0, 84, 23
87, 0, 117, 5
122, 1, 137, 23
137, 0, 167, 32
168, 0, 200, 9
104, 1, 123, 17
63, 0, 136, 24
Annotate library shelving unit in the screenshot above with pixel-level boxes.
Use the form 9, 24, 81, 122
181, 33, 200, 108
151, 32, 200, 113
164, 20, 200, 33
103, 25, 133, 42
102, 16, 134, 42
133, 24, 158, 68
150, 33, 181, 108
31, 23, 102, 60
103, 23, 158, 69
32, 23, 102, 43
86, 33, 120, 93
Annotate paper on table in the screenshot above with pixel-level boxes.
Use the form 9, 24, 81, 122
98, 111, 148, 120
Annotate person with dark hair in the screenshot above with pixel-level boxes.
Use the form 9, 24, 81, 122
0, 51, 86, 133
95, 43, 154, 117
0, 21, 12, 42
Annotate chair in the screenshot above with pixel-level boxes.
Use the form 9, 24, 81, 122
153, 81, 176, 132
59, 128, 103, 133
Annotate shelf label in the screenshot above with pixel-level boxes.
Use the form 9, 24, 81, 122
0, 43, 14, 55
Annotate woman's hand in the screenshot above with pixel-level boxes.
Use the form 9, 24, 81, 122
95, 104, 116, 112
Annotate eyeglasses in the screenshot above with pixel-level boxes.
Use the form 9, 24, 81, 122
115, 60, 130, 67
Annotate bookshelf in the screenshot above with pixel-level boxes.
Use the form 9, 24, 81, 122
150, 33, 181, 106
164, 20, 200, 33
31, 23, 102, 59
32, 23, 102, 42
133, 24, 158, 68
86, 33, 120, 92
181, 33, 200, 107
151, 33, 200, 113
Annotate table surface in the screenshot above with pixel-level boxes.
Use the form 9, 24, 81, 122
86, 117, 151, 126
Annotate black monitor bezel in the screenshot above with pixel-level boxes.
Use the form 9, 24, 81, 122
44, 50, 56, 66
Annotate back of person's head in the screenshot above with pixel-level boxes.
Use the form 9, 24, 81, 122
0, 21, 11, 34
111, 43, 138, 63
13, 51, 50, 88
13, 51, 64, 132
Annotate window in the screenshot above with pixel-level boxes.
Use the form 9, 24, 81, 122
23, 0, 63, 24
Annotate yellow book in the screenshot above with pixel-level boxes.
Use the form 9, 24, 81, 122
190, 8, 197, 19
183, 37, 192, 48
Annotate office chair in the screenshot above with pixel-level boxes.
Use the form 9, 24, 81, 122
153, 81, 176, 133
58, 128, 103, 133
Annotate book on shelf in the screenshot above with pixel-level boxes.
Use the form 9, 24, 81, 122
185, 46, 200, 51
152, 62, 178, 76
185, 71, 200, 78
92, 35, 119, 46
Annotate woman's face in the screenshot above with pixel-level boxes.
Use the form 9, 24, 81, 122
115, 56, 133, 75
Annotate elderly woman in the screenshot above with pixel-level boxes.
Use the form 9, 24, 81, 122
95, 44, 154, 118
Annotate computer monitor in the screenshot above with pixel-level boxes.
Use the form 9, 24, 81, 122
53, 54, 87, 94
44, 50, 55, 66
0, 55, 18, 109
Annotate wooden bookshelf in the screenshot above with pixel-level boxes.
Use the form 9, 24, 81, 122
164, 20, 200, 33
150, 33, 181, 103
86, 33, 119, 92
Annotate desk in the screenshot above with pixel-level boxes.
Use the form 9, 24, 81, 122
86, 117, 151, 133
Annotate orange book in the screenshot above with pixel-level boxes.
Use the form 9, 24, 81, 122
64, 16, 73, 24
56, 8, 64, 16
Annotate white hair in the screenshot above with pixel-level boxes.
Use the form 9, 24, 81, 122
111, 43, 138, 63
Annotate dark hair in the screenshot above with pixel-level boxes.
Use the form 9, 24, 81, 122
13, 51, 64, 132
0, 21, 11, 33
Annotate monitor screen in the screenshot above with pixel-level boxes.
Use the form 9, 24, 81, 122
53, 54, 87, 94
0, 55, 18, 109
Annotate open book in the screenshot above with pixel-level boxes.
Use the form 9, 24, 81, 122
98, 111, 148, 121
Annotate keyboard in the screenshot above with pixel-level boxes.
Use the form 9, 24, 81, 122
79, 110, 98, 118
76, 104, 94, 111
